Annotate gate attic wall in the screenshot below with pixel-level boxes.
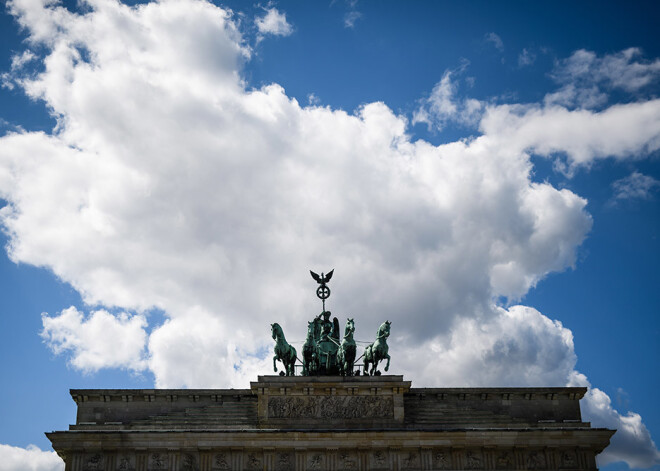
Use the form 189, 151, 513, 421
47, 376, 614, 471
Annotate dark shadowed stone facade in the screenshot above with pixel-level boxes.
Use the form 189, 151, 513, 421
47, 376, 614, 470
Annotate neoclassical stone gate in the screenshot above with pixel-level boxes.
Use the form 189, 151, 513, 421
47, 375, 614, 470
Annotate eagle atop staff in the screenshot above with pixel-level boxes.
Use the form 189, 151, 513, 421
310, 269, 334, 311
310, 269, 334, 285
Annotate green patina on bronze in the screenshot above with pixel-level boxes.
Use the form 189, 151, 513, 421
272, 270, 392, 377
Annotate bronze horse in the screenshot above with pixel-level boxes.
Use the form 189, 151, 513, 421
302, 318, 321, 375
363, 320, 391, 376
271, 323, 297, 376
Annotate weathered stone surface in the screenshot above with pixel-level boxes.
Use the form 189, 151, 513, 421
268, 395, 393, 419
47, 376, 614, 470
251, 376, 408, 429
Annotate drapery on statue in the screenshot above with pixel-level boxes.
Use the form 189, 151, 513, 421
271, 270, 393, 376
337, 318, 356, 376
363, 320, 391, 376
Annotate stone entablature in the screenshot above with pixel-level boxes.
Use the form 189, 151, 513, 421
47, 429, 613, 471
47, 377, 614, 470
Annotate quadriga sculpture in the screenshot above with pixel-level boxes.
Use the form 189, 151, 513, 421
337, 318, 356, 376
363, 320, 391, 376
271, 323, 297, 376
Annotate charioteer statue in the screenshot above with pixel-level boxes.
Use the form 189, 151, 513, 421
271, 269, 391, 377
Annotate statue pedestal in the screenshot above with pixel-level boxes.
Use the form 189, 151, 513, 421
251, 375, 410, 429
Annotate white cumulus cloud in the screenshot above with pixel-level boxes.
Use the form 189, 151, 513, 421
255, 7, 292, 38
0, 0, 659, 467
547, 48, 660, 109
400, 306, 579, 388
583, 388, 660, 468
412, 63, 484, 132
0, 444, 63, 471
479, 100, 660, 171
41, 307, 148, 372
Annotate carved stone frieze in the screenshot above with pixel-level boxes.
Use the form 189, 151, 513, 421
245, 452, 262, 470
401, 450, 420, 469
526, 450, 547, 469
180, 453, 199, 471
560, 450, 578, 469
213, 452, 231, 470
148, 453, 168, 470
495, 450, 514, 469
306, 452, 324, 470
337, 451, 357, 470
275, 452, 293, 471
466, 450, 484, 469
60, 445, 610, 471
433, 450, 451, 469
370, 450, 388, 469
116, 455, 135, 471
268, 395, 393, 419
83, 453, 104, 471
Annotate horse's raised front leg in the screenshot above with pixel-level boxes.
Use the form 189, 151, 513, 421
384, 353, 391, 372
273, 355, 278, 373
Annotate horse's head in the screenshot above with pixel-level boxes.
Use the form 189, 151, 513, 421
345, 318, 355, 335
307, 321, 315, 338
271, 323, 281, 340
379, 320, 391, 338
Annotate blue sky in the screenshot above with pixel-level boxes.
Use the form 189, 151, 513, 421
0, 1, 659, 469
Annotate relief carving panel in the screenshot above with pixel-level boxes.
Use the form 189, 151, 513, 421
83, 453, 104, 471
275, 452, 293, 471
212, 452, 231, 470
116, 455, 135, 471
306, 452, 324, 470
526, 450, 547, 469
401, 451, 420, 469
245, 452, 262, 470
433, 451, 451, 470
268, 395, 393, 419
495, 450, 514, 469
148, 453, 168, 471
560, 450, 578, 469
466, 450, 484, 470
370, 450, 389, 470
180, 453, 199, 471
337, 451, 358, 470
